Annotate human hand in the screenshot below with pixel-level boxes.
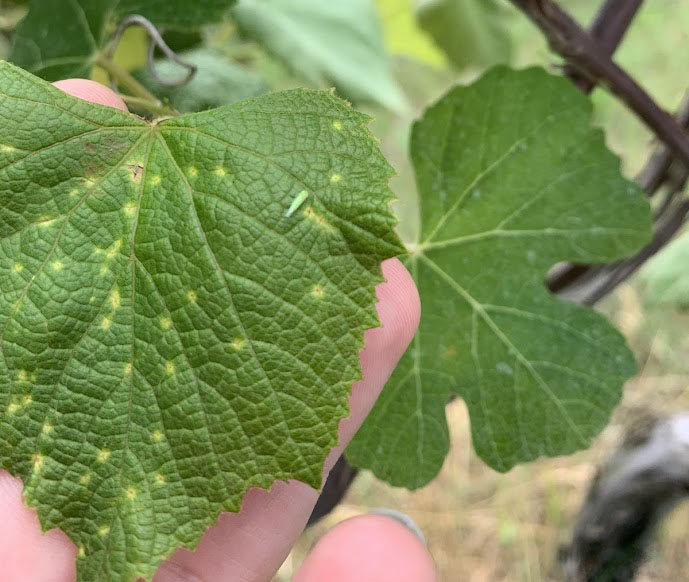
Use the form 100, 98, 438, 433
0, 80, 435, 582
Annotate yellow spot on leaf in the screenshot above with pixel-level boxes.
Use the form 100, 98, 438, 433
42, 422, 53, 434
214, 167, 226, 177
303, 207, 336, 233
101, 317, 112, 330
188, 166, 198, 177
155, 473, 165, 484
123, 201, 136, 217
330, 173, 342, 183
332, 120, 343, 131
52, 260, 63, 272
150, 175, 161, 185
38, 217, 54, 228
78, 545, 85, 558
0, 144, 16, 152
80, 472, 92, 485
160, 317, 171, 330
32, 453, 44, 471
231, 338, 245, 351
97, 449, 110, 463
17, 370, 28, 382
69, 188, 79, 198
124, 363, 132, 376
311, 284, 325, 299
7, 402, 19, 415
186, 290, 197, 303
106, 239, 122, 259
84, 177, 96, 188
126, 487, 137, 500
22, 394, 32, 405
152, 430, 163, 442
109, 289, 120, 309
12, 262, 23, 273
165, 361, 175, 375
98, 525, 110, 537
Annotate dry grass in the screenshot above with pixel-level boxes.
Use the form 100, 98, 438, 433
277, 285, 689, 581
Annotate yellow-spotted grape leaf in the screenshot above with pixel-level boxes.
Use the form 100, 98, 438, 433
10, 0, 237, 81
348, 67, 652, 486
0, 61, 402, 580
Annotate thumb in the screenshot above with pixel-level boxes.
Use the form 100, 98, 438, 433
52, 79, 128, 111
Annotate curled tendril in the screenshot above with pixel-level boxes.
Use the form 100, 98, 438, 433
105, 15, 197, 90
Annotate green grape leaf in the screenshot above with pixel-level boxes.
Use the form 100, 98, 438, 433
9, 0, 237, 81
231, 0, 407, 112
416, 0, 511, 71
640, 230, 689, 310
0, 60, 402, 580
348, 66, 652, 486
135, 48, 269, 113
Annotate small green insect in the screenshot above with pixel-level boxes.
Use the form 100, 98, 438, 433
285, 190, 310, 217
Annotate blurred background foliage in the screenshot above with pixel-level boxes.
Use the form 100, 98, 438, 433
1, 0, 689, 579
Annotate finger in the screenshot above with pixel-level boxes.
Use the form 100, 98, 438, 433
52, 79, 128, 111
294, 514, 437, 582
156, 258, 421, 582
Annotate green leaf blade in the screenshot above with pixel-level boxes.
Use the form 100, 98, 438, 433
0, 61, 402, 580
348, 66, 652, 486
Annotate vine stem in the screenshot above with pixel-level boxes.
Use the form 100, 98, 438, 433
94, 55, 177, 117
509, 0, 689, 169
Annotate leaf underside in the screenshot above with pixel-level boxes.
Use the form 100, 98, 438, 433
9, 0, 238, 81
348, 66, 652, 487
0, 61, 402, 580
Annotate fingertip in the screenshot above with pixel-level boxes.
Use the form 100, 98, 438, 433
0, 471, 77, 582
294, 514, 437, 582
52, 79, 128, 111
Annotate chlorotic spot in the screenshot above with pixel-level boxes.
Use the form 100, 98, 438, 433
124, 363, 132, 376
12, 262, 23, 273
123, 201, 136, 217
311, 284, 325, 299
6, 402, 19, 415
150, 175, 161, 185
98, 525, 110, 537
186, 290, 197, 303
303, 207, 336, 233
51, 260, 64, 272
106, 239, 122, 259
110, 289, 120, 309
155, 473, 165, 484
126, 487, 137, 500
80, 472, 92, 485
100, 266, 109, 276
188, 166, 198, 177
22, 394, 32, 405
41, 422, 53, 434
78, 545, 85, 558
32, 453, 44, 471
0, 144, 16, 152
17, 370, 28, 382
38, 216, 54, 228
84, 177, 96, 188
214, 167, 226, 177
165, 361, 175, 375
152, 430, 163, 442
160, 317, 171, 330
332, 120, 343, 131
231, 338, 245, 351
101, 316, 112, 330
97, 449, 110, 463
69, 188, 79, 198
330, 173, 342, 184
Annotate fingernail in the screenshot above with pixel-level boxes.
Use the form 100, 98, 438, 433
369, 508, 426, 545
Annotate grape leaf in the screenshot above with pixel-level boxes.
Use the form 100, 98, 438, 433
231, 0, 407, 112
9, 0, 237, 81
0, 60, 402, 580
416, 0, 511, 71
640, 230, 689, 310
135, 48, 269, 113
348, 66, 652, 487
